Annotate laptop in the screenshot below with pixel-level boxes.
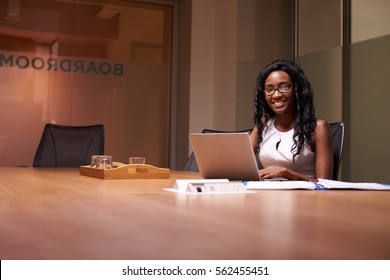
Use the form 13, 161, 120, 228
189, 132, 261, 181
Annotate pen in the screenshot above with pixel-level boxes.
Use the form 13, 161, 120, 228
314, 182, 326, 190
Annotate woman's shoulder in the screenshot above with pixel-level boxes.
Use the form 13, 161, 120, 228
315, 118, 330, 129
314, 118, 331, 138
316, 118, 329, 126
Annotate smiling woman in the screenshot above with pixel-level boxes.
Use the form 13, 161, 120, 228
250, 59, 333, 182
264, 71, 295, 115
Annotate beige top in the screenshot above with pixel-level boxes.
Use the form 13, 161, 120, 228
259, 118, 316, 178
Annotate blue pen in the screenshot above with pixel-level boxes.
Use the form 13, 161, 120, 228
314, 182, 327, 190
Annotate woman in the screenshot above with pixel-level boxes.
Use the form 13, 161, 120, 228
250, 59, 333, 181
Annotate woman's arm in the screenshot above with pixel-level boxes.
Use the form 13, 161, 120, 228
313, 118, 333, 179
250, 126, 259, 152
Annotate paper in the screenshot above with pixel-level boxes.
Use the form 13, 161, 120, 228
317, 179, 390, 190
245, 180, 316, 190
245, 179, 390, 190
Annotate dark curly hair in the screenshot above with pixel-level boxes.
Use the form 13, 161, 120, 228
254, 59, 316, 161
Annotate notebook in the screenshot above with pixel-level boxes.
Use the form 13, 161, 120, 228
189, 132, 261, 181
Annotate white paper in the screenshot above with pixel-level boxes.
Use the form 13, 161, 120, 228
318, 179, 390, 190
245, 180, 316, 190
245, 179, 390, 190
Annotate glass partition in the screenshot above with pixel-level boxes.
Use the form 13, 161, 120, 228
349, 0, 390, 182
296, 0, 390, 182
0, 0, 173, 167
295, 0, 343, 124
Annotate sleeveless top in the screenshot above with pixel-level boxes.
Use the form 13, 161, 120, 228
258, 118, 316, 178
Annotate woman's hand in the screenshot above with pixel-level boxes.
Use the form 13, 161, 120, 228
259, 167, 317, 182
258, 167, 287, 179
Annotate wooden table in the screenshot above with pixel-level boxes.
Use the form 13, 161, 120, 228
1, 167, 390, 260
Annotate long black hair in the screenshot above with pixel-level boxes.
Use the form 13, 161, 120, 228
254, 59, 316, 160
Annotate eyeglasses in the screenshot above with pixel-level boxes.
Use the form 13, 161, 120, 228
264, 83, 293, 96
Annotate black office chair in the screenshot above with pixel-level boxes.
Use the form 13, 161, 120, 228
329, 121, 345, 180
33, 124, 104, 167
182, 128, 253, 172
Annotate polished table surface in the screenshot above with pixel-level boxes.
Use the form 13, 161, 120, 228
1, 167, 390, 260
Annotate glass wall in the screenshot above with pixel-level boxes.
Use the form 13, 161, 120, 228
295, 0, 343, 125
349, 0, 390, 182
0, 0, 174, 167
296, 0, 390, 182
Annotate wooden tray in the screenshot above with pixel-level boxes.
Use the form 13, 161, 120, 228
80, 163, 170, 179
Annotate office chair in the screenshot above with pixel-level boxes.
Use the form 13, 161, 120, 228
182, 128, 253, 172
33, 124, 104, 167
329, 121, 345, 180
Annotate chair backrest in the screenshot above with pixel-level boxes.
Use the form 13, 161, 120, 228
33, 124, 104, 167
183, 128, 253, 172
329, 121, 345, 180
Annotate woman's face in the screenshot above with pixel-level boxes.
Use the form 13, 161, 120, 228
264, 70, 295, 116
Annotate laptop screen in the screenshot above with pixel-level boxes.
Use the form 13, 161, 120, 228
189, 133, 260, 181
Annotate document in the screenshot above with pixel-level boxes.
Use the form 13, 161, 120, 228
245, 178, 390, 190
